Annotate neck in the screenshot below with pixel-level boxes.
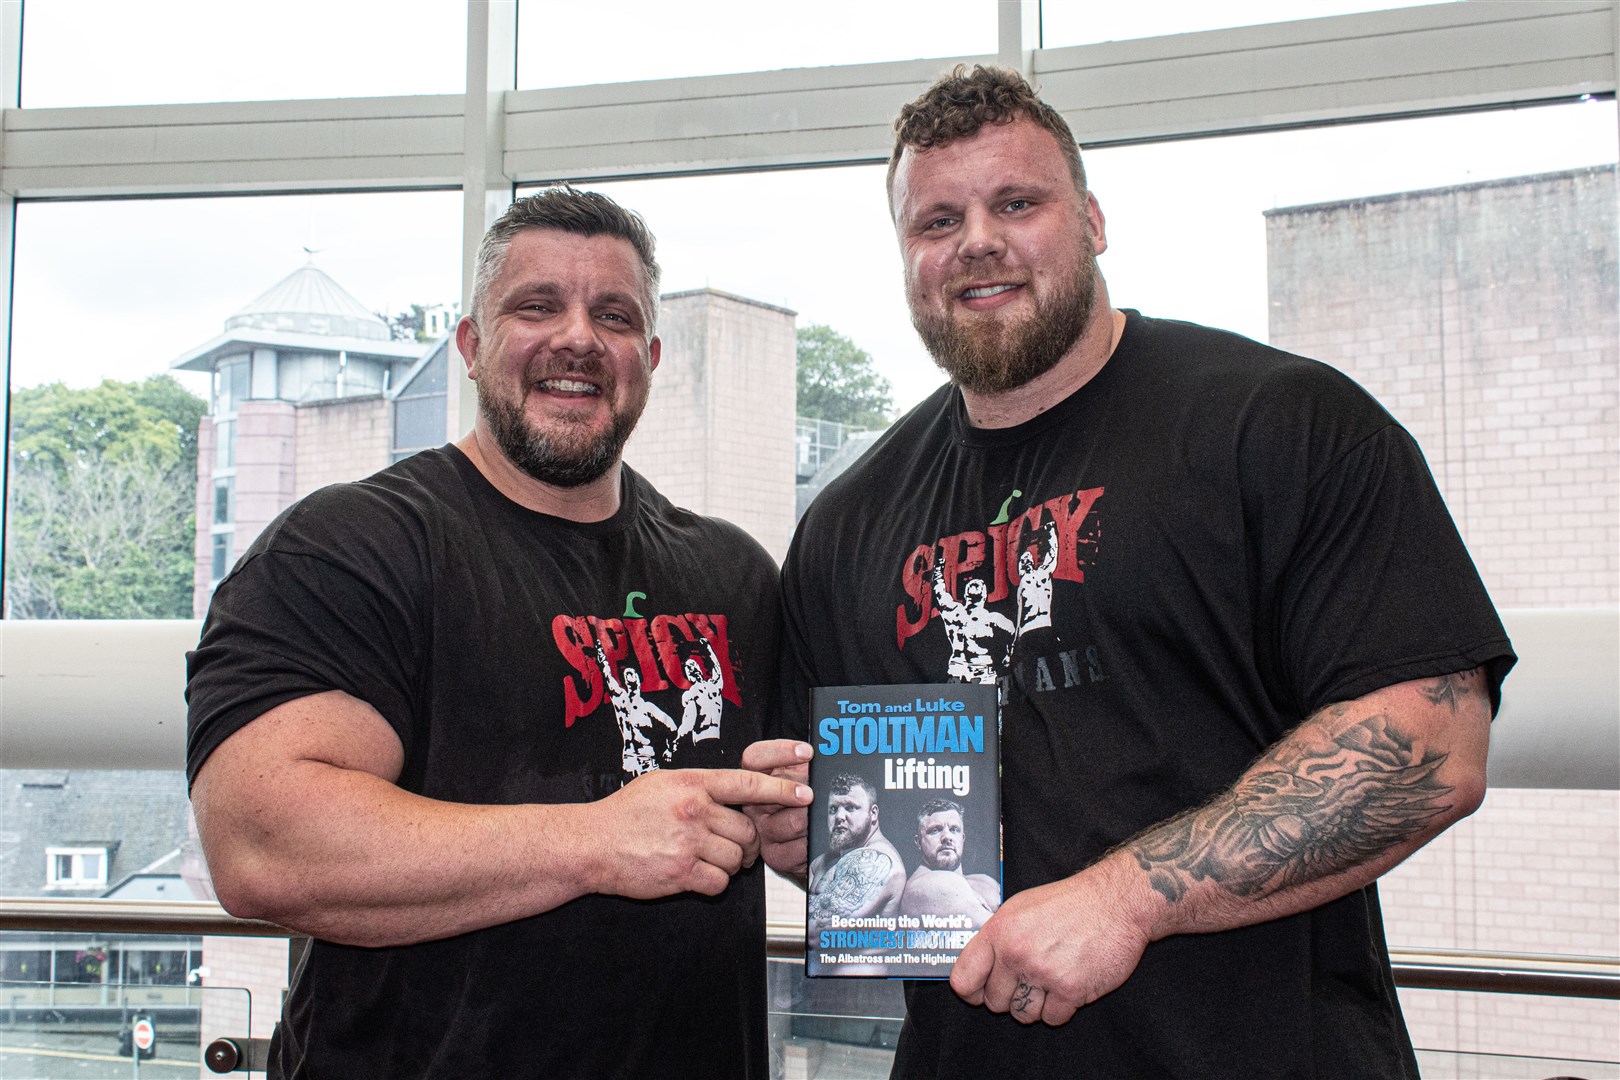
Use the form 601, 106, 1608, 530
960, 290, 1125, 430
456, 426, 623, 522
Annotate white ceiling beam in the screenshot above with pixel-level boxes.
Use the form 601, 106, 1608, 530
0, 2, 1605, 197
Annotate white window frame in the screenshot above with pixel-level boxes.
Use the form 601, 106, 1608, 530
44, 846, 108, 889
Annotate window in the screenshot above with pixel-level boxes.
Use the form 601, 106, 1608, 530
45, 848, 108, 889
517, 0, 993, 89
19, 0, 466, 108
1042, 0, 1459, 48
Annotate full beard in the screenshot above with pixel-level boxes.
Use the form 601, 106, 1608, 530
477, 362, 647, 489
829, 822, 870, 855
912, 255, 1097, 396
929, 849, 962, 871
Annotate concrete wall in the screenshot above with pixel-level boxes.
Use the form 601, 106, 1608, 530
626, 288, 798, 564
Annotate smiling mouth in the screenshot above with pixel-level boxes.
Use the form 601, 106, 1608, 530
960, 284, 1020, 300
536, 377, 601, 396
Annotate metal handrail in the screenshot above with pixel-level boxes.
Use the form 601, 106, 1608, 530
1, 899, 1613, 1000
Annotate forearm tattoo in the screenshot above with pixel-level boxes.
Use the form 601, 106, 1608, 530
1132, 707, 1458, 905
810, 848, 893, 921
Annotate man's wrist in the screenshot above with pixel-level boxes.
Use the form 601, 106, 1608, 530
1089, 847, 1169, 944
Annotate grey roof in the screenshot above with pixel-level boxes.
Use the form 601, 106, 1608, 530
170, 325, 427, 373
796, 428, 884, 520
0, 770, 196, 898
225, 264, 391, 342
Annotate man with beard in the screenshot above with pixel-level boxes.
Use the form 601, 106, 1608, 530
186, 187, 812, 1079
900, 799, 1001, 928
779, 66, 1513, 1077
807, 774, 907, 945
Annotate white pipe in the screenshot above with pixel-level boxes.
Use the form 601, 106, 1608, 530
1, 620, 200, 771
0, 610, 1614, 788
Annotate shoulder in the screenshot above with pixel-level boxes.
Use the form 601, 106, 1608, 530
1122, 312, 1403, 484
257, 448, 466, 555
625, 466, 777, 573
1126, 311, 1392, 422
870, 836, 907, 871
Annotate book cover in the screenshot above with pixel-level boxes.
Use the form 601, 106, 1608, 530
804, 682, 1001, 978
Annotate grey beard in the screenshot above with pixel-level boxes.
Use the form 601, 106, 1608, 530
478, 382, 639, 489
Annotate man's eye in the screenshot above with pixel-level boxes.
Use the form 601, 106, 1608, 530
1005, 199, 1030, 212
926, 217, 957, 231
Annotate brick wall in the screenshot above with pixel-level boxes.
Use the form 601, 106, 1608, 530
232, 401, 298, 561
1267, 166, 1618, 609
1386, 789, 1620, 1062
1267, 168, 1619, 1064
294, 395, 391, 499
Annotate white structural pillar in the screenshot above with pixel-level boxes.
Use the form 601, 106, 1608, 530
454, 0, 518, 440
0, 0, 20, 606
997, 0, 1040, 81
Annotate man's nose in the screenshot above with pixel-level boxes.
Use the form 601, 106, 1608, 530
548, 304, 603, 355
957, 207, 1005, 262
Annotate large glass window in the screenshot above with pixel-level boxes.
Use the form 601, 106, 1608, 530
5, 190, 462, 621
19, 0, 467, 108
517, 0, 994, 89
1042, 0, 1459, 49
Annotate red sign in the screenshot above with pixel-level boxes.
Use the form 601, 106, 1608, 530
132, 1017, 155, 1052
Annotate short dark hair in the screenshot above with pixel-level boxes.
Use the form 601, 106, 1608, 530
830, 773, 878, 802
886, 64, 1086, 204
916, 798, 964, 829
470, 186, 661, 334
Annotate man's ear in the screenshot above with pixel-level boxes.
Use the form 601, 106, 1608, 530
648, 335, 662, 373
456, 316, 481, 378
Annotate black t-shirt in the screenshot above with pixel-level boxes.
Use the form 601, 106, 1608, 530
781, 312, 1515, 1079
188, 446, 781, 1079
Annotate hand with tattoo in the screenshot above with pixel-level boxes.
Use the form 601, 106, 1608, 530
949, 668, 1490, 1025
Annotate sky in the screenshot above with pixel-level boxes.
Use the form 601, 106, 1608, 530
7, 0, 1617, 416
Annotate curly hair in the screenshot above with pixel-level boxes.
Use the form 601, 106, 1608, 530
886, 64, 1086, 202
829, 772, 879, 802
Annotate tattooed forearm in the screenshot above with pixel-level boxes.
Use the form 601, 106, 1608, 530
1130, 714, 1453, 905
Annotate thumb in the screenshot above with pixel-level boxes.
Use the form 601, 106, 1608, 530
950, 928, 994, 1005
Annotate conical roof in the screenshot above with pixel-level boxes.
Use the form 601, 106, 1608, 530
224, 264, 390, 342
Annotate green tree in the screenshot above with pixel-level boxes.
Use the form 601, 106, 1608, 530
796, 324, 893, 430
5, 376, 206, 619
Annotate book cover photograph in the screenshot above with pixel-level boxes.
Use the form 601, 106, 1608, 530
805, 682, 1001, 979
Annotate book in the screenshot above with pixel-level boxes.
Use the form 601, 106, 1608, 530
804, 682, 1001, 978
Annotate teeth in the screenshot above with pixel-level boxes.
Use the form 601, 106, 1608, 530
540, 378, 599, 394
963, 284, 1017, 300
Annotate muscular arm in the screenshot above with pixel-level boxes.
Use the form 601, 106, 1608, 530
808, 847, 906, 925
953, 668, 1491, 1024
192, 690, 810, 948
931, 558, 958, 615
593, 645, 624, 698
